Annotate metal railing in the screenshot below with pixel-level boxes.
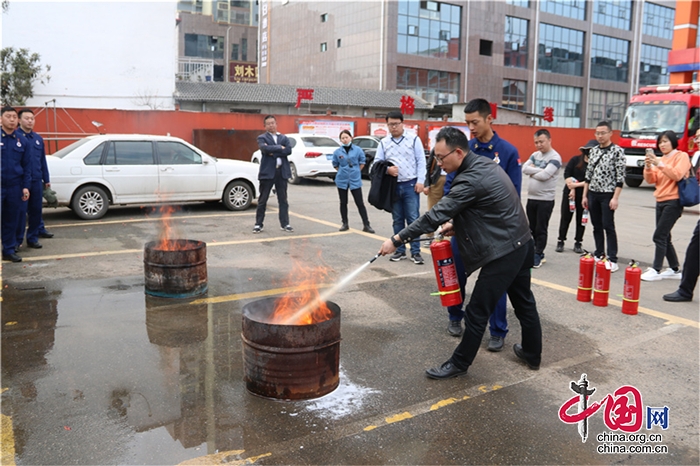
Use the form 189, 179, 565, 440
177, 58, 215, 82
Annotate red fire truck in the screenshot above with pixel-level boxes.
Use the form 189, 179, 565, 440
619, 83, 699, 187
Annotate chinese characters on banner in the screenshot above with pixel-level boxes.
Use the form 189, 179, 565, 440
229, 62, 258, 83
296, 88, 314, 108
400, 95, 415, 115
260, 1, 268, 71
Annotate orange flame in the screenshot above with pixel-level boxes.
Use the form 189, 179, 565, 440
270, 257, 333, 325
155, 204, 182, 251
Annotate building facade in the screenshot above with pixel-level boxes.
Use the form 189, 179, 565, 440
262, 0, 678, 128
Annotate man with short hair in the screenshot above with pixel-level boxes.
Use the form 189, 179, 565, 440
374, 110, 426, 264
522, 129, 562, 268
378, 126, 542, 379
1, 106, 31, 262
17, 109, 53, 249
582, 121, 625, 272
253, 115, 293, 234
443, 98, 521, 353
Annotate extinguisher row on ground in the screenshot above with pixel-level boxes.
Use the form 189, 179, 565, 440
578, 253, 641, 314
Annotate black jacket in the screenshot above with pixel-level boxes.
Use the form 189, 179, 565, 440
424, 150, 442, 187
368, 160, 397, 213
398, 151, 532, 276
257, 132, 292, 180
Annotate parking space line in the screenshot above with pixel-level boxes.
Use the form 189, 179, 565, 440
44, 211, 254, 229
531, 277, 699, 328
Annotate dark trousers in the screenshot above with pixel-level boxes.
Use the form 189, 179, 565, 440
338, 187, 370, 226
526, 199, 555, 255
255, 170, 289, 228
447, 237, 509, 337
652, 199, 683, 271
587, 191, 618, 263
1, 184, 22, 256
558, 189, 585, 243
450, 239, 541, 370
678, 220, 700, 299
17, 180, 47, 244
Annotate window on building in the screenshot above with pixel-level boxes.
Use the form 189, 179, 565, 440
506, 0, 529, 7
241, 38, 248, 61
321, 13, 328, 22
396, 66, 460, 104
540, 0, 586, 20
587, 90, 627, 129
538, 23, 584, 77
505, 16, 528, 68
591, 34, 629, 82
536, 83, 582, 128
397, 0, 462, 59
593, 0, 632, 29
231, 44, 239, 61
184, 34, 225, 60
230, 1, 252, 8
321, 42, 327, 52
337, 38, 342, 48
639, 43, 670, 86
479, 39, 492, 56
643, 2, 675, 40
502, 79, 527, 111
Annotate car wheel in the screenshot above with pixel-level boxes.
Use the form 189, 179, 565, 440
289, 162, 301, 185
223, 180, 253, 211
624, 177, 643, 188
71, 185, 109, 220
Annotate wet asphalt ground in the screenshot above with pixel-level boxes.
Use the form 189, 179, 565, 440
1, 175, 698, 465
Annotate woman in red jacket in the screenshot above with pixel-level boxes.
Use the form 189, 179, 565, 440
641, 130, 692, 281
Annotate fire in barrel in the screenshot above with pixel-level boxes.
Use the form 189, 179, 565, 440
241, 261, 340, 400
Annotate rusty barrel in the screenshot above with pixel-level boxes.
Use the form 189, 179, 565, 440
144, 240, 207, 299
241, 297, 341, 400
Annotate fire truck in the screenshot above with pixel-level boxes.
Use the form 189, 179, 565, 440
619, 83, 699, 187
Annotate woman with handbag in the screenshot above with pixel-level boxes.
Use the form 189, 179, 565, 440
332, 130, 375, 233
641, 130, 692, 281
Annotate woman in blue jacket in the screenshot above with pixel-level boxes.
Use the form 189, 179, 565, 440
332, 130, 374, 233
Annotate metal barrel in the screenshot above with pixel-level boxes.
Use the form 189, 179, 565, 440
143, 240, 208, 298
145, 297, 208, 347
241, 297, 341, 401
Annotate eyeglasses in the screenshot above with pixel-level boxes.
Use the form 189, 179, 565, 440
594, 131, 611, 136
387, 122, 403, 127
435, 148, 457, 164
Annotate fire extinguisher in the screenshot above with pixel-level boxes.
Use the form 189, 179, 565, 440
593, 256, 611, 307
577, 252, 595, 302
429, 239, 463, 307
622, 260, 641, 315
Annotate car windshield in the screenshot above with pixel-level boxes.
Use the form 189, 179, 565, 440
50, 138, 95, 159
622, 102, 688, 134
301, 137, 339, 147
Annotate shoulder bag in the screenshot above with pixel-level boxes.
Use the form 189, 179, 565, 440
678, 167, 700, 207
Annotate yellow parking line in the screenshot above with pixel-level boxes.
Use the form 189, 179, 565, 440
1, 410, 15, 466
45, 211, 254, 229
531, 277, 699, 328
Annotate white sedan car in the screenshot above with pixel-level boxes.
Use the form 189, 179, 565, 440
46, 134, 259, 220
250, 133, 339, 184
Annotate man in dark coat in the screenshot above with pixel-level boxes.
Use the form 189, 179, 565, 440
253, 115, 293, 233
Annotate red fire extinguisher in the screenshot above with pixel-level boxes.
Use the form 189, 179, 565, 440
577, 252, 595, 302
430, 239, 462, 307
593, 257, 611, 307
622, 261, 641, 315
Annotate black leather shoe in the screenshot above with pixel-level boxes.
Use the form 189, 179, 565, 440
487, 335, 504, 352
447, 320, 463, 337
362, 224, 375, 234
38, 231, 54, 238
663, 290, 692, 302
513, 344, 540, 370
3, 253, 22, 263
339, 223, 349, 232
27, 242, 43, 249
425, 361, 468, 380
555, 241, 564, 253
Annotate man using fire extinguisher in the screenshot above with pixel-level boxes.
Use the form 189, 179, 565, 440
442, 99, 522, 354
378, 126, 542, 379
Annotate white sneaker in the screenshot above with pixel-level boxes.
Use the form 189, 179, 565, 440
640, 267, 663, 282
610, 262, 619, 273
660, 268, 682, 280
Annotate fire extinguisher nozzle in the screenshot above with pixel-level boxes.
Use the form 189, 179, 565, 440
369, 253, 380, 264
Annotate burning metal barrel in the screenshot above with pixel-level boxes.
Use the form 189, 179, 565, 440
144, 239, 207, 298
241, 296, 341, 400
